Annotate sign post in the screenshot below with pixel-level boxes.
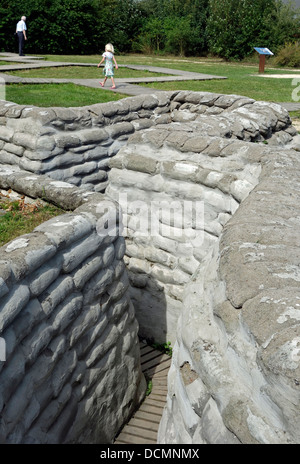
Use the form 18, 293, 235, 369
254, 47, 274, 73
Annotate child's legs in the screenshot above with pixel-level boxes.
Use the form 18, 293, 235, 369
111, 77, 116, 87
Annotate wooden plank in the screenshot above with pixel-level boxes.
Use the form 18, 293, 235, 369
138, 403, 164, 415
132, 410, 161, 424
146, 394, 167, 404
115, 432, 155, 445
151, 379, 168, 387
141, 350, 164, 365
151, 393, 167, 400
142, 354, 171, 371
152, 377, 168, 382
151, 382, 168, 390
144, 397, 166, 409
150, 386, 168, 392
144, 369, 169, 379
120, 424, 157, 441
151, 392, 167, 398
142, 401, 165, 413
150, 385, 167, 392
140, 342, 154, 349
114, 342, 171, 445
140, 344, 155, 355
144, 359, 171, 377
129, 416, 160, 432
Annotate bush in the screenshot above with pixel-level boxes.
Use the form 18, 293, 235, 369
0, 0, 144, 55
137, 0, 209, 56
164, 16, 193, 56
274, 42, 300, 67
136, 17, 166, 54
206, 0, 300, 61
0, 0, 100, 54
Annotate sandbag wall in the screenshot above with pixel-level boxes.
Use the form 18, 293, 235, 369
158, 143, 300, 444
0, 91, 298, 445
0, 170, 146, 444
106, 92, 297, 344
104, 93, 300, 444
0, 92, 296, 194
0, 93, 173, 192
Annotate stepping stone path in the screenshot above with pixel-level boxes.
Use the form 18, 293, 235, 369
0, 52, 298, 110
0, 52, 227, 97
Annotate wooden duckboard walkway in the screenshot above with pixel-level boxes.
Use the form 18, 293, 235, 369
114, 341, 171, 445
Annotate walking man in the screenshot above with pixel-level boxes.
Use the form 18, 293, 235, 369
16, 16, 27, 56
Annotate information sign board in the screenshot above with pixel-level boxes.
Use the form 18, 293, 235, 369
254, 47, 274, 73
254, 47, 274, 56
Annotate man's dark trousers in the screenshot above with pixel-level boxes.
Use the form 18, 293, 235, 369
17, 32, 25, 55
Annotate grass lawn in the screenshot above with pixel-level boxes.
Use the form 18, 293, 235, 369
0, 61, 17, 66
135, 58, 300, 103
5, 65, 168, 79
1, 53, 300, 241
5, 83, 125, 107
141, 75, 295, 102
2, 53, 300, 106
0, 196, 65, 247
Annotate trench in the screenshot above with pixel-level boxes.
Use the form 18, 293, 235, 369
0, 91, 298, 444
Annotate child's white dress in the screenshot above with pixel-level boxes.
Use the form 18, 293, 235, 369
102, 51, 114, 77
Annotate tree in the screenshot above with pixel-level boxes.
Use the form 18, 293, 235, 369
0, 0, 100, 54
1, 0, 297, 58
164, 16, 193, 56
137, 17, 166, 53
99, 0, 144, 53
206, 0, 300, 60
137, 0, 209, 55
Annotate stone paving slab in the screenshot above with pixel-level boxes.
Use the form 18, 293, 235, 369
279, 102, 300, 111
0, 52, 45, 61
0, 53, 227, 97
1, 53, 300, 108
257, 73, 300, 78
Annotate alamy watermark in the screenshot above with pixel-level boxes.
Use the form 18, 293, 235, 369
96, 193, 205, 246
292, 78, 300, 102
0, 337, 6, 362
0, 77, 6, 101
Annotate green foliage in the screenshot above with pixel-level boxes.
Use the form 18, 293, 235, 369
152, 341, 172, 357
0, 0, 143, 55
145, 379, 153, 396
135, 17, 166, 54
164, 16, 194, 56
1, 0, 300, 60
274, 41, 300, 67
206, 0, 300, 60
102, 0, 144, 53
0, 0, 100, 54
135, 0, 209, 56
0, 195, 64, 247
138, 56, 297, 103
6, 83, 125, 107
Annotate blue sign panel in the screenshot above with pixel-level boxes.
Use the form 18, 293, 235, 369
254, 47, 274, 55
